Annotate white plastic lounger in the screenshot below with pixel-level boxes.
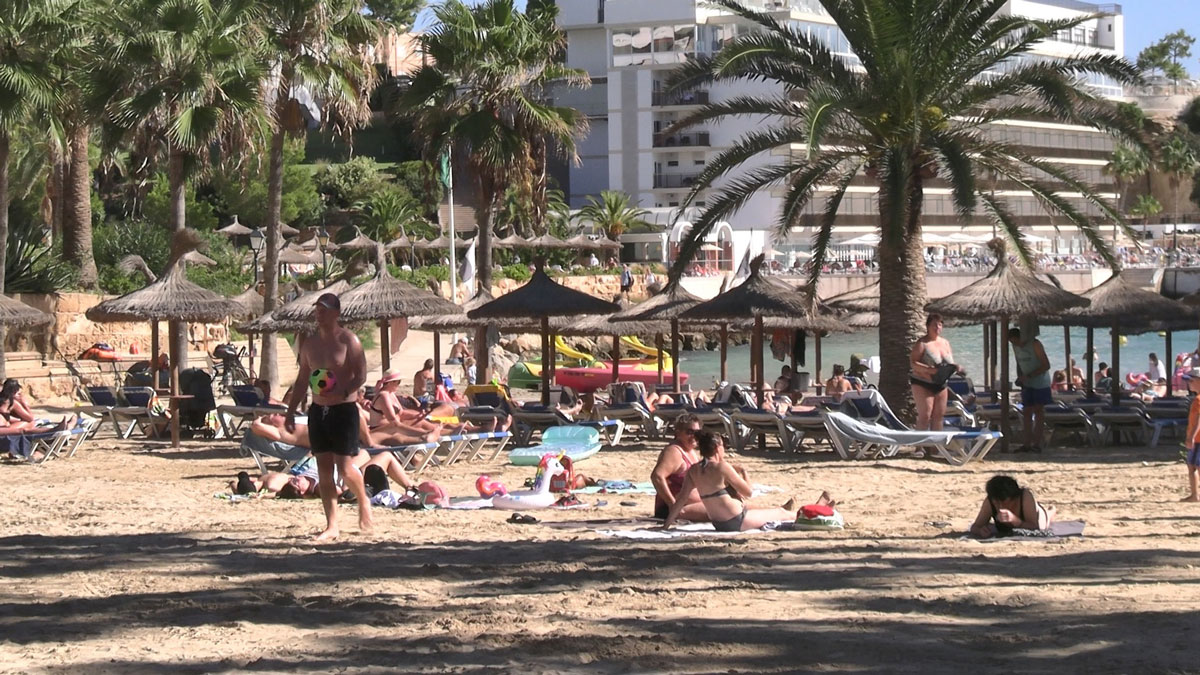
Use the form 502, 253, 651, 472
239, 431, 313, 474
821, 411, 1000, 465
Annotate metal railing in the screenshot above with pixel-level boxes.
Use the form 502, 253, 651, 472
653, 131, 711, 148
652, 90, 709, 107
653, 173, 703, 189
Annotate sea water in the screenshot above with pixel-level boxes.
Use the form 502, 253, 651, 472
679, 326, 1200, 389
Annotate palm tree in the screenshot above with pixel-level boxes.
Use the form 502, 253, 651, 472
255, 0, 380, 387
1104, 145, 1150, 240
0, 0, 69, 378
576, 191, 650, 241
1159, 134, 1198, 248
399, 0, 588, 294
663, 0, 1143, 413
91, 0, 264, 382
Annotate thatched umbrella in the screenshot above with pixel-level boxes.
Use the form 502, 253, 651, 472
241, 279, 354, 335
277, 245, 319, 265
336, 245, 460, 370
823, 282, 880, 313
217, 216, 252, 237
280, 223, 300, 238
495, 234, 529, 249
468, 262, 620, 405
682, 255, 846, 408
88, 231, 242, 447
1042, 271, 1195, 403
413, 234, 470, 250
330, 228, 377, 251
0, 293, 52, 380
927, 238, 1088, 450
229, 287, 265, 376
521, 233, 571, 250
612, 284, 701, 390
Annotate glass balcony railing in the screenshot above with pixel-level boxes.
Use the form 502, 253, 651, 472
653, 131, 711, 148
652, 90, 709, 106
653, 173, 703, 189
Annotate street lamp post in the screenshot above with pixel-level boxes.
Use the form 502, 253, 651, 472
317, 227, 330, 285
248, 227, 265, 282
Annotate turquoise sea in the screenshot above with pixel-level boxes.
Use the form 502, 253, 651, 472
679, 326, 1200, 389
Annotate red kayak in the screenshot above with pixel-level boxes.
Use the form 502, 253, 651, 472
555, 363, 688, 393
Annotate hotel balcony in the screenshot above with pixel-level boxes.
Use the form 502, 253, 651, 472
653, 173, 702, 189
652, 90, 709, 107
653, 131, 711, 148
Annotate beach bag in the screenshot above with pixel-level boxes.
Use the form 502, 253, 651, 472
794, 506, 844, 530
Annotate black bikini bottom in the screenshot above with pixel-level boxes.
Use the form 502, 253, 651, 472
910, 377, 946, 394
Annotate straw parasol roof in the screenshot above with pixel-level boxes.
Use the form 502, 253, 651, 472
87, 230, 242, 324
521, 233, 571, 250
413, 234, 470, 250
565, 233, 622, 251
229, 287, 265, 319
1044, 271, 1195, 333
277, 245, 319, 265
330, 228, 377, 251
823, 282, 880, 313
238, 279, 354, 334
410, 289, 545, 332
217, 216, 252, 236
925, 238, 1088, 320
181, 250, 216, 267
682, 256, 846, 332
337, 245, 461, 323
495, 234, 528, 249
618, 284, 701, 322
280, 223, 300, 237
0, 294, 52, 328
468, 264, 620, 321
385, 234, 414, 250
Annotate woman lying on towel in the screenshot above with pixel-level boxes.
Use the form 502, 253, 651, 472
231, 448, 414, 499
252, 410, 440, 452
969, 475, 1057, 538
664, 430, 801, 532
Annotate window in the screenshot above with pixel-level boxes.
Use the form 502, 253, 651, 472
612, 30, 634, 67
696, 201, 706, 207
632, 27, 652, 65
667, 160, 679, 167
693, 159, 706, 166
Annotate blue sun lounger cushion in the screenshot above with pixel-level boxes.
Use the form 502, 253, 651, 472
508, 426, 602, 466
240, 430, 312, 473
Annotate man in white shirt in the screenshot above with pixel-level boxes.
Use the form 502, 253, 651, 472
1147, 353, 1167, 382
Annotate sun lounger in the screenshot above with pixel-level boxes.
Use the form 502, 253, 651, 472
822, 410, 1000, 465
781, 409, 831, 450
1, 418, 100, 464
508, 426, 602, 465
403, 430, 515, 474
729, 406, 801, 452
216, 385, 286, 439
111, 386, 170, 439
594, 382, 662, 440
1041, 406, 1101, 447
239, 429, 312, 473
507, 405, 624, 446
838, 389, 907, 430
1091, 406, 1181, 447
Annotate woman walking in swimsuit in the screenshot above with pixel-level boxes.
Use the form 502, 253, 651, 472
969, 475, 1056, 538
650, 414, 707, 521
910, 313, 960, 431
664, 430, 803, 532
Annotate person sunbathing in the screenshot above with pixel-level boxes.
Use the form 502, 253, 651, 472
664, 429, 801, 531
370, 370, 448, 435
651, 414, 709, 522
824, 365, 860, 402
969, 475, 1056, 539
0, 379, 36, 424
232, 448, 414, 499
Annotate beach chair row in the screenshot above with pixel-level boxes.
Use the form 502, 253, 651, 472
973, 398, 1188, 447
3, 418, 101, 465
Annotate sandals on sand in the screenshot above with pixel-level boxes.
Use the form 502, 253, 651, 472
507, 513, 538, 525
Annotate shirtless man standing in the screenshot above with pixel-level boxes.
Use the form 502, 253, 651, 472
285, 293, 370, 542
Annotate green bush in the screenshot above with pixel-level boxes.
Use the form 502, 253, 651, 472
210, 139, 321, 229
94, 221, 171, 294
185, 231, 252, 296
4, 204, 76, 293
500, 264, 531, 282
142, 174, 219, 230
314, 156, 389, 208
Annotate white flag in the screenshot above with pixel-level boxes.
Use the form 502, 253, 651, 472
459, 238, 476, 289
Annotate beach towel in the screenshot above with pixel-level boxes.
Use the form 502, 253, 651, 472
961, 520, 1086, 541
573, 481, 655, 495
594, 521, 792, 540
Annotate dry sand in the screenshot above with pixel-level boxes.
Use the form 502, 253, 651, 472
2, 422, 1200, 674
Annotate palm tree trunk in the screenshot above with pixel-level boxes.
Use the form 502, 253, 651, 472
0, 132, 10, 380
875, 185, 929, 422
259, 109, 288, 389
63, 123, 97, 287
167, 148, 189, 383
48, 139, 64, 244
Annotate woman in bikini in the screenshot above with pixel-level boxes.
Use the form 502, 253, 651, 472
0, 379, 36, 424
910, 313, 960, 431
664, 430, 801, 532
969, 475, 1056, 539
370, 370, 444, 436
650, 413, 707, 521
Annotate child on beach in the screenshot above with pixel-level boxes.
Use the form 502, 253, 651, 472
1180, 368, 1200, 502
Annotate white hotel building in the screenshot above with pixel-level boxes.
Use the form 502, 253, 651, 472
553, 0, 1127, 270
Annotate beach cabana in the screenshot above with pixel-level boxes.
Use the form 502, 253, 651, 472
682, 255, 845, 408
87, 230, 242, 447
926, 239, 1088, 452
336, 245, 460, 370
468, 263, 620, 405
1043, 271, 1195, 403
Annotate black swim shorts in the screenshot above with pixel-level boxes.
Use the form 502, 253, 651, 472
308, 402, 360, 456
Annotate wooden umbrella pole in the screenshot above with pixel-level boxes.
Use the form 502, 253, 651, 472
755, 315, 766, 409
1086, 327, 1095, 397
380, 321, 391, 371
1063, 326, 1072, 391
540, 317, 551, 407
170, 323, 181, 448
982, 323, 990, 392
671, 318, 681, 393
656, 333, 664, 385
1111, 324, 1120, 408
248, 333, 255, 380
611, 333, 619, 386
1166, 330, 1174, 398
151, 322, 160, 389
990, 320, 999, 392
1000, 316, 1010, 453
548, 332, 556, 378
719, 324, 728, 382
814, 332, 823, 395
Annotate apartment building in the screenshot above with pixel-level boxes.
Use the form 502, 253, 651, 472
555, 0, 1128, 269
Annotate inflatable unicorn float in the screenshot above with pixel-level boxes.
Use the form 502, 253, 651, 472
478, 453, 568, 510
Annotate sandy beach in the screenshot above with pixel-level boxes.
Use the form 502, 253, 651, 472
2, 422, 1199, 674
